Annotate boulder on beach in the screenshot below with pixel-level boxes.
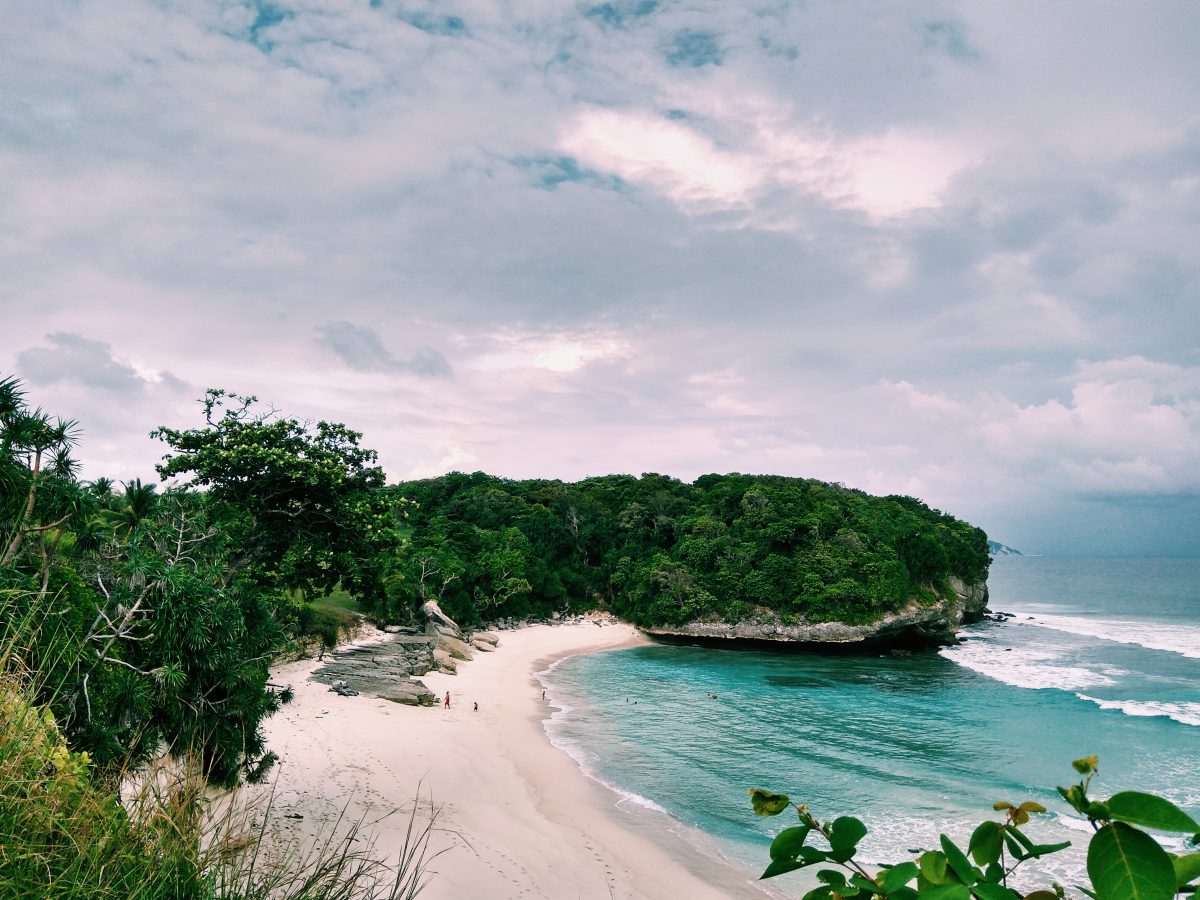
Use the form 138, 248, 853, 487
432, 647, 458, 674
437, 633, 474, 661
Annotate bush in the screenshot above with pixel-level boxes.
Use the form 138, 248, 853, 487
750, 756, 1200, 900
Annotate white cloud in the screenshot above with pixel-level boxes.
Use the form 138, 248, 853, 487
560, 104, 975, 222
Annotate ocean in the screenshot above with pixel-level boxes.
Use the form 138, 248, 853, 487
538, 556, 1200, 896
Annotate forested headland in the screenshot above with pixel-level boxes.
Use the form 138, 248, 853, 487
389, 471, 990, 631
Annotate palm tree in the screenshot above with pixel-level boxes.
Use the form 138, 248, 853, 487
98, 479, 160, 538
1, 376, 82, 568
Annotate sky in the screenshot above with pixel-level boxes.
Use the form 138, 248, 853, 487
3, 1, 1199, 556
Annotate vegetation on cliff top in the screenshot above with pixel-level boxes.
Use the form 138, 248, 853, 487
383, 471, 989, 630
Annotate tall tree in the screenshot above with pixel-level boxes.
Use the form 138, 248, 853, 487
153, 389, 402, 608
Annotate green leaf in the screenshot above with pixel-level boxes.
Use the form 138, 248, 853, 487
1027, 841, 1072, 859
750, 789, 791, 817
818, 869, 848, 888
849, 875, 879, 894
941, 834, 980, 885
1106, 792, 1200, 834
802, 888, 833, 900
1087, 822, 1176, 900
1173, 853, 1200, 888
971, 881, 1018, 900
771, 826, 812, 861
1005, 825, 1036, 851
1002, 830, 1027, 861
762, 858, 805, 880
969, 822, 1004, 866
1024, 891, 1061, 900
1088, 802, 1112, 820
880, 862, 919, 893
922, 884, 971, 900
798, 846, 829, 864
830, 816, 869, 852
920, 851, 950, 885
1059, 785, 1088, 813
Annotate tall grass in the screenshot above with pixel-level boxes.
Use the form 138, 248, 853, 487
0, 589, 442, 899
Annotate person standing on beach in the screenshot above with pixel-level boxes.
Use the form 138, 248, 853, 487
444, 691, 450, 709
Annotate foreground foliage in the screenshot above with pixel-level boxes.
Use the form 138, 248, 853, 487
749, 756, 1200, 900
0, 588, 441, 899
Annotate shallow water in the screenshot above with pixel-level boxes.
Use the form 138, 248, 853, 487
541, 557, 1200, 892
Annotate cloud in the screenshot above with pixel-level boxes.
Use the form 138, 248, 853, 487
559, 106, 974, 220
3, 1, 1200, 553
664, 30, 723, 68
316, 322, 452, 378
16, 333, 182, 394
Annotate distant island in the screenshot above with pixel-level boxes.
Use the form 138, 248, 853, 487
987, 539, 1022, 556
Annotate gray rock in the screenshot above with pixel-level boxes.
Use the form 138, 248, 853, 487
310, 636, 440, 704
432, 648, 458, 674
377, 679, 436, 706
471, 639, 495, 653
641, 578, 990, 650
437, 633, 474, 661
421, 600, 463, 637
472, 631, 500, 646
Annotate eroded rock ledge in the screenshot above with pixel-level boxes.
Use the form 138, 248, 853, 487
641, 577, 989, 652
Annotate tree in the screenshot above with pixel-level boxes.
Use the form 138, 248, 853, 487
153, 389, 402, 608
1, 377, 80, 564
0, 376, 88, 594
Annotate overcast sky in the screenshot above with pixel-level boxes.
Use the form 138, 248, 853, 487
4, 1, 1199, 555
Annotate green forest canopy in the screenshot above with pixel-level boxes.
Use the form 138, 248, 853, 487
387, 471, 990, 629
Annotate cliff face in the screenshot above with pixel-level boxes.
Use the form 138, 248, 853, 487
641, 576, 989, 652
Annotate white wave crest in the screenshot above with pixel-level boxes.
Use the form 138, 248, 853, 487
1027, 614, 1200, 660
1075, 694, 1200, 727
941, 643, 1116, 691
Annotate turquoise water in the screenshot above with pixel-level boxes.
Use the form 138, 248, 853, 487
540, 557, 1200, 894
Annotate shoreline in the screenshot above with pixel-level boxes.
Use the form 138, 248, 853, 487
248, 622, 774, 899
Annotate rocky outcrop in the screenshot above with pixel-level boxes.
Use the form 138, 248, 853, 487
642, 579, 990, 652
311, 637, 438, 705
949, 575, 989, 624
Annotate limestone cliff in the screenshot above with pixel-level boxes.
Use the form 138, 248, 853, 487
641, 576, 989, 651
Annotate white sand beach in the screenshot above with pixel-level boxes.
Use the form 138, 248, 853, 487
251, 622, 768, 899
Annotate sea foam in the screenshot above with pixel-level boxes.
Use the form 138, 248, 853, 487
940, 643, 1117, 691
1026, 614, 1200, 660
1075, 694, 1200, 728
